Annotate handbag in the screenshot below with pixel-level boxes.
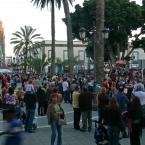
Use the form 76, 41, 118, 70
58, 118, 67, 125
58, 105, 67, 125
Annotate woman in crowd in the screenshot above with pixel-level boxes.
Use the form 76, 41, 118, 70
97, 87, 109, 124
72, 86, 81, 130
127, 96, 143, 145
3, 87, 16, 109
47, 93, 64, 145
104, 97, 121, 145
2, 87, 16, 120
79, 86, 93, 132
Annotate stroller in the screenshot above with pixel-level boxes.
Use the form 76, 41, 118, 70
94, 120, 108, 145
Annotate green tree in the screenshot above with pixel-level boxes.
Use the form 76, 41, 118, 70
62, 0, 74, 74
31, 0, 74, 74
10, 25, 43, 72
28, 54, 48, 74
31, 0, 62, 73
94, 0, 105, 82
71, 0, 144, 62
55, 57, 63, 73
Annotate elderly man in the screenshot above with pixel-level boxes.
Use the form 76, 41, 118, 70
133, 84, 145, 117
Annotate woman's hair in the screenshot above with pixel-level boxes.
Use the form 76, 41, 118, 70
108, 97, 119, 110
8, 87, 14, 95
131, 96, 141, 107
51, 93, 59, 101
2, 88, 7, 97
100, 87, 106, 93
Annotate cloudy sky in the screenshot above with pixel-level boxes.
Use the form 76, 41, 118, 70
0, 0, 142, 56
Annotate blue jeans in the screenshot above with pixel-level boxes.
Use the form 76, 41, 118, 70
108, 125, 120, 145
51, 122, 62, 145
25, 109, 35, 131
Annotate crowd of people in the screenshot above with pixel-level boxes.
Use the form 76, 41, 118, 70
0, 67, 145, 145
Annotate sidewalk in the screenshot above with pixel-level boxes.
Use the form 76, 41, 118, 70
1, 123, 144, 145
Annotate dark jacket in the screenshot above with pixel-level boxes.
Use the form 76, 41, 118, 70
128, 103, 143, 125
24, 92, 37, 109
98, 92, 109, 108
104, 107, 121, 126
36, 87, 47, 105
79, 92, 92, 111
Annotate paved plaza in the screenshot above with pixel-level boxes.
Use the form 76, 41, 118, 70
0, 103, 145, 145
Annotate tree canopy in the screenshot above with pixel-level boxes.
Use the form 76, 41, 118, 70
70, 0, 145, 62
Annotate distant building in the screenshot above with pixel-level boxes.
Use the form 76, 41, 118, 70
44, 40, 87, 73
0, 20, 5, 64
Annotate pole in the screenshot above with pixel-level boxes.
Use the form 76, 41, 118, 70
95, 0, 105, 83
141, 59, 144, 81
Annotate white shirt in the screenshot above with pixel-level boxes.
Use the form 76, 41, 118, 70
133, 91, 145, 106
62, 81, 69, 92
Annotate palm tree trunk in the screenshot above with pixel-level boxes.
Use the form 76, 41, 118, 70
95, 0, 105, 82
24, 46, 28, 73
63, 0, 74, 74
51, 1, 56, 73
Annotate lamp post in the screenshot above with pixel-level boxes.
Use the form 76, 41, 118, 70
79, 27, 86, 42
79, 27, 109, 79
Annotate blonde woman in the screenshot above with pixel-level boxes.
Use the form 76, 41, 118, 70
47, 93, 64, 145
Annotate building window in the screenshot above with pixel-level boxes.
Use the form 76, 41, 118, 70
78, 50, 85, 61
48, 50, 52, 62
63, 50, 68, 61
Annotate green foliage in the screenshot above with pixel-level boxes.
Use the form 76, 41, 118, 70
71, 0, 145, 60
11, 25, 43, 57
28, 54, 48, 74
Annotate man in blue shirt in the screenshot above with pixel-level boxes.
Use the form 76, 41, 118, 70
115, 86, 129, 138
0, 108, 23, 145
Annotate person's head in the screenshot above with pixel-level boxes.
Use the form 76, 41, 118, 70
82, 86, 88, 92
8, 87, 14, 95
28, 80, 33, 84
51, 93, 58, 104
2, 87, 7, 96
75, 86, 80, 91
118, 86, 124, 92
131, 96, 141, 107
100, 87, 106, 93
135, 84, 144, 92
108, 97, 119, 110
52, 88, 58, 94
4, 108, 16, 122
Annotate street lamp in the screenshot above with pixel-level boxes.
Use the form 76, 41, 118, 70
79, 27, 86, 42
79, 27, 109, 77
102, 28, 109, 39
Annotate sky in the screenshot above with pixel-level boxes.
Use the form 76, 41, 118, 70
0, 0, 142, 56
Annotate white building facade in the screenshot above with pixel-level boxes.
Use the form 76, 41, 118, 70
44, 40, 87, 73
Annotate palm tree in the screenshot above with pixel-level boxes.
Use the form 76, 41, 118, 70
31, 0, 62, 73
31, 0, 74, 74
10, 25, 43, 72
55, 57, 63, 73
62, 0, 74, 74
28, 54, 48, 73
95, 0, 105, 82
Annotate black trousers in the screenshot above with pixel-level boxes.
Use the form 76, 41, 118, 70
38, 103, 48, 116
73, 108, 81, 129
130, 123, 141, 145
